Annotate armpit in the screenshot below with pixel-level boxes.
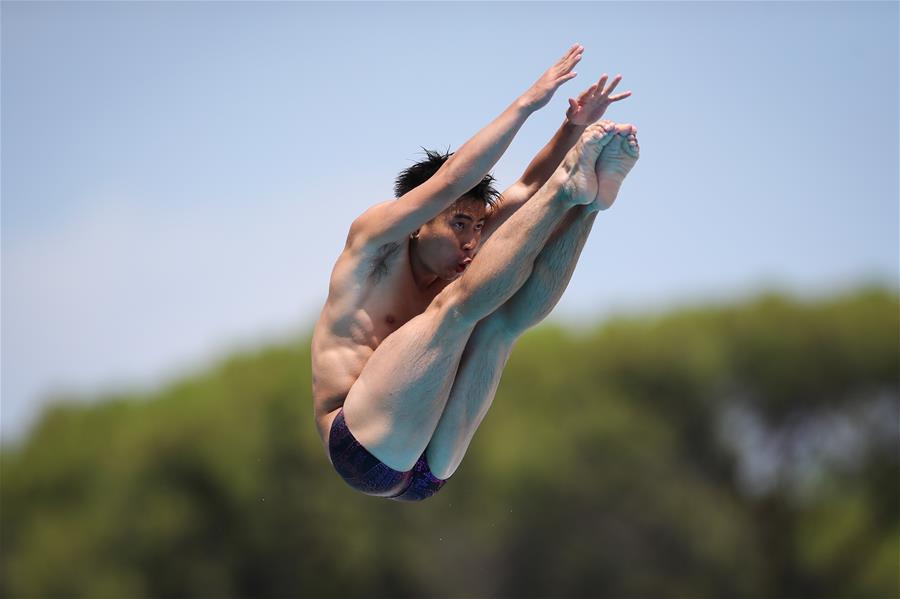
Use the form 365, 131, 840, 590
369, 241, 402, 283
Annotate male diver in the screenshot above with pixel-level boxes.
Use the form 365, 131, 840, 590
311, 44, 639, 501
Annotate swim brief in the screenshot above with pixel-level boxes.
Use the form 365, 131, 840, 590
328, 408, 447, 502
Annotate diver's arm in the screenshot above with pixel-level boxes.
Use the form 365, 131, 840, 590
485, 74, 632, 238
347, 44, 584, 250
516, 119, 587, 194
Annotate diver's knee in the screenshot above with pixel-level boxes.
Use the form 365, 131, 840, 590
493, 301, 545, 338
425, 445, 460, 481
429, 282, 479, 329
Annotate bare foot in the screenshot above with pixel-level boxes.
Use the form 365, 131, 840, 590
593, 123, 639, 211
558, 120, 618, 206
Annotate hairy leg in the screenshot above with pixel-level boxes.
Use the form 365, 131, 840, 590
425, 204, 599, 479
426, 125, 640, 478
342, 123, 614, 472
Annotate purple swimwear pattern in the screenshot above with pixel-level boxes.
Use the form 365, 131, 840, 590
328, 408, 447, 502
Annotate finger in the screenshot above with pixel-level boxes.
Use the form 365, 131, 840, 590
596, 74, 608, 92
564, 45, 584, 65
609, 91, 632, 102
604, 74, 622, 95
559, 44, 583, 66
560, 43, 581, 62
580, 83, 598, 99
563, 50, 583, 72
568, 98, 578, 110
553, 71, 578, 89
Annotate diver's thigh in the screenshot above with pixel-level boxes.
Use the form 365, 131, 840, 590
342, 303, 475, 472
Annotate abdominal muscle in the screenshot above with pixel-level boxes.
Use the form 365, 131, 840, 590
312, 330, 373, 453
311, 303, 413, 457
311, 240, 448, 458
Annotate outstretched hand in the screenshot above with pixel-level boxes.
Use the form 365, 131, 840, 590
565, 74, 632, 125
519, 44, 583, 112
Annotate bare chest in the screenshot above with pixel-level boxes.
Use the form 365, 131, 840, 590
357, 243, 434, 344
311, 239, 445, 447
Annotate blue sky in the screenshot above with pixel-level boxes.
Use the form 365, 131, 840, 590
2, 1, 898, 444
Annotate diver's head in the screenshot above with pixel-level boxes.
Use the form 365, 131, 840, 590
395, 148, 500, 280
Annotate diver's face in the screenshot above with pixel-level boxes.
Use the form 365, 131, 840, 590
414, 198, 486, 280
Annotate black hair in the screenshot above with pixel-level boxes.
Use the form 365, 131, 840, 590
393, 147, 502, 211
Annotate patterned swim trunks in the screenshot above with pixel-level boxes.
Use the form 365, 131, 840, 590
328, 407, 447, 502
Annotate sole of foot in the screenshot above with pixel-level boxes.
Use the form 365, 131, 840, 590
593, 123, 639, 211
562, 121, 619, 206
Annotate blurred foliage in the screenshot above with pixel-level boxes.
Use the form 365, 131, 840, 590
2, 286, 898, 598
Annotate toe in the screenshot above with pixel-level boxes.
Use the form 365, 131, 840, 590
626, 137, 640, 157
587, 124, 606, 140
597, 120, 615, 133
